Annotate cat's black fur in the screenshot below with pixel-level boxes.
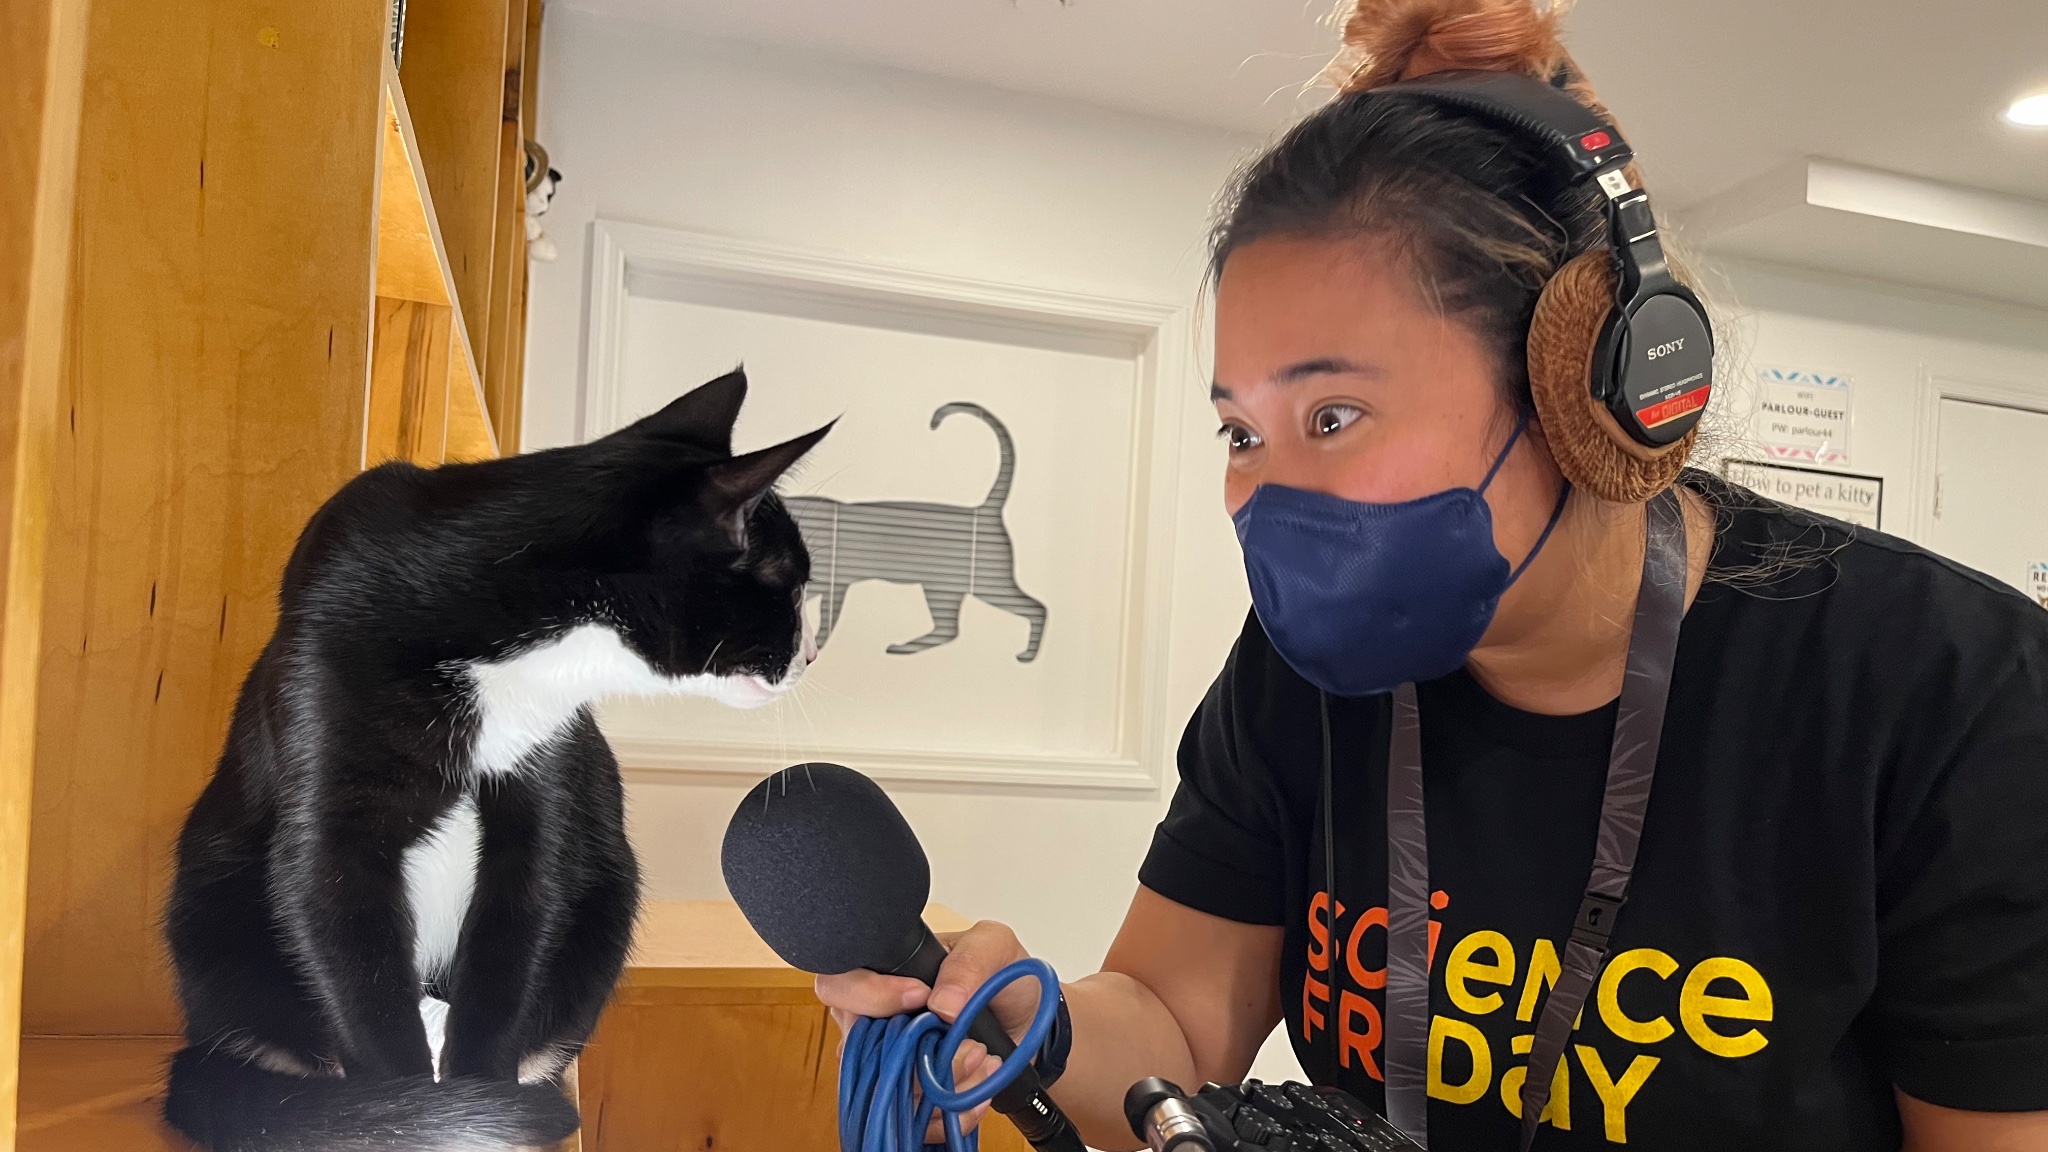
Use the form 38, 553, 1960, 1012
163, 369, 826, 1151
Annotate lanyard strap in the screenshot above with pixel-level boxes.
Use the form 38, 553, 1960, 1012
1378, 488, 1689, 1150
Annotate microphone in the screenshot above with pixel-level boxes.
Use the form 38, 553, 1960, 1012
721, 762, 1086, 1152
1123, 1078, 1216, 1152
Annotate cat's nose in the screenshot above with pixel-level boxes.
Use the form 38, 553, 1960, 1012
801, 629, 819, 665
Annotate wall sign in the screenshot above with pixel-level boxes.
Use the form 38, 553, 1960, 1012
1723, 459, 1883, 529
1754, 366, 1853, 465
2030, 562, 2048, 611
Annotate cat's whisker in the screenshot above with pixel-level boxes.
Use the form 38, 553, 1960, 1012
796, 463, 854, 496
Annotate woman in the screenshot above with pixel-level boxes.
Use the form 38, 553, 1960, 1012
819, 2, 2048, 1147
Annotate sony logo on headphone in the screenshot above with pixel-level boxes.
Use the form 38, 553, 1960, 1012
1646, 338, 1687, 360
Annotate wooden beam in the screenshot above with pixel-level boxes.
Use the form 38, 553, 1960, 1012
22, 0, 388, 1036
482, 0, 529, 453
398, 0, 511, 395
0, 0, 90, 1141
367, 297, 454, 466
377, 77, 497, 467
374, 92, 452, 307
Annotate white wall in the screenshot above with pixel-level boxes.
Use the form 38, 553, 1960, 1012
1706, 257, 2048, 540
527, 7, 1259, 991
525, 6, 2048, 1091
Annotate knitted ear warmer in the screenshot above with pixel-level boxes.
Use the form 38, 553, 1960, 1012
1527, 251, 1696, 504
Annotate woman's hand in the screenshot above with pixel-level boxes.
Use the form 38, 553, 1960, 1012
814, 920, 1043, 1140
817, 892, 1285, 1151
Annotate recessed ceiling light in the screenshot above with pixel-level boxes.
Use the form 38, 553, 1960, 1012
2007, 92, 2048, 127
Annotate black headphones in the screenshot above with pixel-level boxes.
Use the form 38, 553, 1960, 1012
1359, 70, 1715, 449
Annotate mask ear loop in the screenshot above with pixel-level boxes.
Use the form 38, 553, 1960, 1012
1507, 480, 1573, 587
1481, 409, 1574, 588
1477, 410, 1532, 495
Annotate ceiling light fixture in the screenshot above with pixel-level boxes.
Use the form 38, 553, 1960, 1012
2007, 92, 2048, 127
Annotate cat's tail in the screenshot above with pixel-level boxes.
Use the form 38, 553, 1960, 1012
163, 1045, 581, 1152
932, 402, 1015, 510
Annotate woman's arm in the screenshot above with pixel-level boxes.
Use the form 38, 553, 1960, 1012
1899, 1090, 2048, 1151
815, 885, 1283, 1151
1061, 886, 1285, 1144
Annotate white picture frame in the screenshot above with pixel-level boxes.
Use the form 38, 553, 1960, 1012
579, 219, 1190, 790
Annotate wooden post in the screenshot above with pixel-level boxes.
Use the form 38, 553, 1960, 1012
399, 0, 513, 402
21, 0, 388, 1037
481, 1, 528, 455
0, 0, 91, 1142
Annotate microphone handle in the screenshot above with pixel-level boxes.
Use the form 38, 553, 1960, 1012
889, 926, 1088, 1152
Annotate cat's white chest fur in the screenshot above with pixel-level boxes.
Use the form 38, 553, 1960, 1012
403, 795, 480, 986
462, 621, 790, 776
399, 622, 801, 1035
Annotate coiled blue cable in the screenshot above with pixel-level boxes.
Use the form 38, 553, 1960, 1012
838, 957, 1061, 1152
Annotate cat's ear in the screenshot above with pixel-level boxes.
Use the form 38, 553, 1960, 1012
617, 367, 749, 447
702, 421, 835, 548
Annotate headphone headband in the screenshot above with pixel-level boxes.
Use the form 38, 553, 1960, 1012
1364, 70, 1634, 188
1353, 68, 1716, 468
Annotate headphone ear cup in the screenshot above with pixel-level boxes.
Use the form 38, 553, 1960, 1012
1528, 251, 1696, 504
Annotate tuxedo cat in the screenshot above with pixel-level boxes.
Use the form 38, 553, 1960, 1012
163, 369, 828, 1151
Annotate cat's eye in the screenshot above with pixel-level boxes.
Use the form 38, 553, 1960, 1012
1310, 404, 1363, 437
1217, 423, 1263, 453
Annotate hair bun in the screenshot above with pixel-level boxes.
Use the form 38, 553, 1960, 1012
1328, 0, 1571, 94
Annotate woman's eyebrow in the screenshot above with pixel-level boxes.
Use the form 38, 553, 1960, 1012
1211, 357, 1383, 401
1277, 356, 1378, 383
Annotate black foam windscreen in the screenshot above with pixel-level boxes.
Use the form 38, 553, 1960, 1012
721, 762, 932, 975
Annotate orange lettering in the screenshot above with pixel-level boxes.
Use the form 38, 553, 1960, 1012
1346, 906, 1387, 989
1428, 890, 1449, 970
1338, 991, 1385, 1081
1308, 892, 1332, 973
1302, 973, 1329, 1043
1307, 892, 1351, 974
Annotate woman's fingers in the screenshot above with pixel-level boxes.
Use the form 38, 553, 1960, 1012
923, 1050, 1002, 1142
927, 921, 1035, 1032
816, 969, 931, 1019
822, 953, 1020, 1144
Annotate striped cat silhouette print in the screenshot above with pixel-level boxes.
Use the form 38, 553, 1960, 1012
785, 403, 1047, 662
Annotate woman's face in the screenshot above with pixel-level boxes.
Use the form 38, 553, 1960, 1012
1212, 234, 1563, 567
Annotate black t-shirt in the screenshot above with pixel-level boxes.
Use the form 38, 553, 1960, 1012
1139, 474, 2048, 1150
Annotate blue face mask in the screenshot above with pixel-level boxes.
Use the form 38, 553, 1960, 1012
1232, 415, 1569, 698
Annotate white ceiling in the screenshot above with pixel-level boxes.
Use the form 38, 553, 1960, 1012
558, 0, 2048, 211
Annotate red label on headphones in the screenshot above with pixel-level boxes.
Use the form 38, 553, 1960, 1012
1638, 384, 1711, 430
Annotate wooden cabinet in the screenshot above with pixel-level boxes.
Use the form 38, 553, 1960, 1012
581, 902, 1032, 1152
0, 0, 543, 1147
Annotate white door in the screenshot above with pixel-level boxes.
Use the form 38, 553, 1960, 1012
1929, 396, 2048, 609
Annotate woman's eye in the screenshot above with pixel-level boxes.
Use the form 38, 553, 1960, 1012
1311, 404, 1363, 437
1217, 423, 1264, 453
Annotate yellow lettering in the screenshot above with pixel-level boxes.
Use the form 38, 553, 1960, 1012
1596, 948, 1677, 1044
1575, 1044, 1659, 1143
1426, 1016, 1491, 1105
1516, 938, 1559, 1022
1499, 1033, 1570, 1130
1445, 930, 1516, 1016
1680, 957, 1773, 1058
1514, 938, 1582, 1028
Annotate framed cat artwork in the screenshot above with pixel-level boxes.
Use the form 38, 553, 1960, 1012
578, 221, 1192, 789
